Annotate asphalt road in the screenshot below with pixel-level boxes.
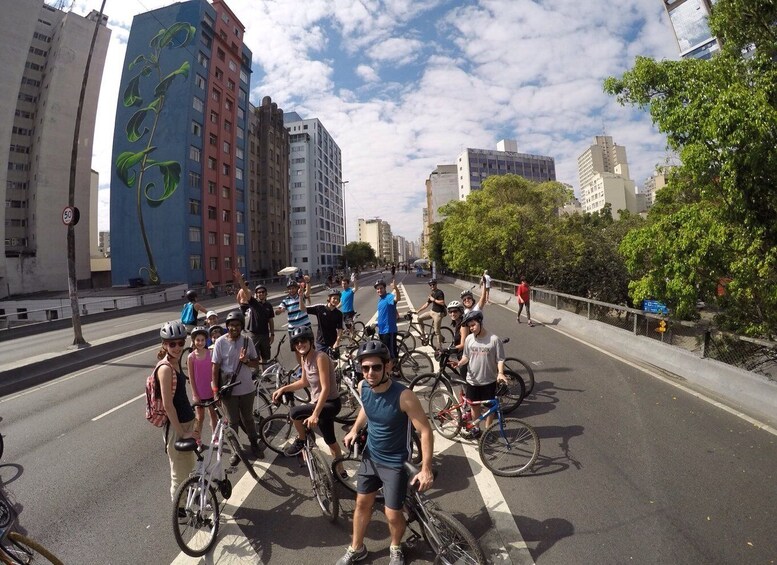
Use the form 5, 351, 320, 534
1, 274, 775, 564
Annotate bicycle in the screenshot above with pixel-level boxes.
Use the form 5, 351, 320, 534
503, 356, 535, 395
252, 334, 310, 425
408, 340, 526, 414
399, 311, 454, 351
171, 380, 261, 557
341, 312, 366, 344
0, 490, 62, 564
331, 434, 485, 564
258, 414, 339, 522
428, 379, 540, 477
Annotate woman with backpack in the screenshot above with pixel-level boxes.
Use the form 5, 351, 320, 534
157, 321, 199, 500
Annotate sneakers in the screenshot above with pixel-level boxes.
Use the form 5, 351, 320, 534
251, 441, 264, 459
283, 437, 306, 457
229, 453, 240, 467
335, 545, 368, 565
389, 545, 405, 565
516, 317, 521, 323
528, 321, 535, 327
461, 427, 482, 440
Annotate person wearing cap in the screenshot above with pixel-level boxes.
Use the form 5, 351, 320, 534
414, 279, 446, 346
233, 269, 275, 362
299, 285, 344, 352
373, 278, 400, 361
450, 310, 508, 440
205, 311, 219, 327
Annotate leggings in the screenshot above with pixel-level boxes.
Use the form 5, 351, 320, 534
289, 398, 342, 445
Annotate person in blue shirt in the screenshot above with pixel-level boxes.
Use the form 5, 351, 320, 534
340, 277, 358, 336
374, 279, 399, 360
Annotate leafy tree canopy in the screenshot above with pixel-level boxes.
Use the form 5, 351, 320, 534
342, 241, 377, 271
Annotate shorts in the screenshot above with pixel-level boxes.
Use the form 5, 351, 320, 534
288, 397, 341, 445
343, 311, 355, 325
252, 333, 272, 362
465, 381, 497, 403
356, 456, 408, 510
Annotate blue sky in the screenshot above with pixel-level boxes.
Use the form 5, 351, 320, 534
74, 0, 680, 241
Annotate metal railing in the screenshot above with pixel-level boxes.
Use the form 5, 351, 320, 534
450, 271, 777, 382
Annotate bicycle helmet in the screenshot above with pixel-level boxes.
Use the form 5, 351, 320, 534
373, 279, 386, 288
160, 320, 187, 340
254, 284, 267, 292
287, 280, 299, 288
191, 326, 208, 340
447, 300, 464, 313
428, 278, 438, 285
328, 289, 342, 298
208, 325, 224, 336
355, 339, 391, 362
462, 310, 484, 325
225, 310, 245, 328
185, 290, 197, 301
290, 325, 314, 345
460, 289, 474, 300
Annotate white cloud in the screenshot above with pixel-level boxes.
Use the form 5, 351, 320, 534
73, 0, 680, 243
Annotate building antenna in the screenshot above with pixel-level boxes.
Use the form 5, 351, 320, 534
601, 121, 607, 137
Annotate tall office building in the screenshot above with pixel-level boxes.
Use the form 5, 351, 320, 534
0, 1, 110, 297
247, 96, 290, 278
642, 169, 669, 208
283, 112, 344, 275
577, 135, 640, 216
662, 0, 721, 59
111, 0, 251, 287
457, 139, 556, 200
426, 164, 458, 224
357, 218, 393, 264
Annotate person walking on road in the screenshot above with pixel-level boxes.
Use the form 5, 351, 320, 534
156, 321, 199, 500
374, 279, 400, 361
515, 276, 534, 326
211, 311, 264, 465
481, 270, 493, 305
336, 340, 434, 565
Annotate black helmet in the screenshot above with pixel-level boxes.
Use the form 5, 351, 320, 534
287, 280, 299, 288
208, 325, 224, 336
191, 326, 208, 340
186, 290, 197, 301
225, 310, 244, 328
462, 310, 483, 325
355, 339, 391, 362
373, 279, 386, 288
254, 285, 267, 292
290, 325, 314, 345
160, 320, 187, 340
460, 289, 474, 300
428, 279, 437, 285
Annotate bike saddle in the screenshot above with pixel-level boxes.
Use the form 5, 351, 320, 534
174, 438, 199, 452
403, 461, 439, 480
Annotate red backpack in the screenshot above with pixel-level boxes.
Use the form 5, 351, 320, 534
145, 359, 176, 427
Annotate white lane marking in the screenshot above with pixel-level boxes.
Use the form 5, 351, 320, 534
170, 452, 280, 564
499, 301, 777, 438
0, 344, 159, 404
91, 394, 145, 421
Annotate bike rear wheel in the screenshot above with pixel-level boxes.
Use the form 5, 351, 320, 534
409, 373, 453, 408
224, 428, 259, 481
398, 350, 434, 383
398, 330, 416, 352
498, 369, 526, 414
253, 390, 276, 426
334, 387, 360, 424
350, 321, 366, 342
259, 414, 296, 455
428, 389, 462, 439
479, 418, 539, 477
430, 326, 455, 350
503, 357, 535, 396
310, 451, 339, 522
172, 476, 220, 557
4, 532, 63, 565
424, 507, 487, 565
331, 454, 363, 496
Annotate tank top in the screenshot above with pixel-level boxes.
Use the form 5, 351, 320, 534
361, 380, 410, 468
170, 364, 195, 424
303, 351, 339, 402
188, 349, 213, 400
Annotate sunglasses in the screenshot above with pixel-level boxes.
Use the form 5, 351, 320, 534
166, 340, 186, 348
361, 363, 384, 373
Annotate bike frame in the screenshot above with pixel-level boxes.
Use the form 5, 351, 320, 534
453, 392, 515, 446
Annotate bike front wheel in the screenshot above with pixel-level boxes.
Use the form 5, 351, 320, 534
498, 369, 526, 415
503, 357, 535, 396
259, 414, 295, 455
428, 389, 462, 439
479, 418, 539, 477
224, 428, 259, 481
424, 508, 487, 565
310, 451, 339, 522
172, 476, 220, 557
3, 532, 63, 565
397, 350, 434, 383
430, 326, 455, 350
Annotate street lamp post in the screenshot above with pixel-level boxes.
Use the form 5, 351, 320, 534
341, 180, 349, 271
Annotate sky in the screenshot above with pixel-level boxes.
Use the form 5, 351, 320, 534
70, 0, 680, 242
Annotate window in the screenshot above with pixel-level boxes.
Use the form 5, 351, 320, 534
208, 181, 216, 195
236, 126, 244, 140
16, 308, 28, 320
224, 256, 232, 269
236, 211, 243, 224
189, 199, 201, 214
189, 227, 201, 242
222, 163, 230, 176
208, 232, 217, 245
240, 70, 248, 83
227, 79, 235, 91
236, 147, 244, 160
292, 206, 306, 213
222, 210, 231, 222
237, 107, 244, 120
215, 67, 223, 80
225, 99, 233, 111
192, 97, 204, 113
223, 233, 231, 246
238, 88, 247, 102
201, 34, 211, 49
228, 60, 237, 72
188, 172, 201, 188
190, 255, 202, 270
209, 257, 218, 270
207, 206, 217, 219
221, 186, 230, 198
191, 121, 201, 136
223, 141, 230, 154
210, 111, 219, 124
224, 120, 232, 132
197, 52, 208, 68
208, 157, 217, 170
294, 219, 307, 225
217, 48, 225, 61
209, 133, 217, 146
189, 146, 200, 162
195, 74, 206, 89
235, 168, 243, 180
236, 232, 245, 246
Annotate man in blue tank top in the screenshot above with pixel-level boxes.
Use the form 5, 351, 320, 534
336, 341, 434, 565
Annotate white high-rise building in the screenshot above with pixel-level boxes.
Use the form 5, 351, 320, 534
284, 112, 344, 275
577, 135, 642, 217
357, 218, 393, 264
0, 2, 110, 297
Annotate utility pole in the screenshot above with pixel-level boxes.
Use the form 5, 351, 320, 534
341, 180, 349, 271
66, 0, 106, 347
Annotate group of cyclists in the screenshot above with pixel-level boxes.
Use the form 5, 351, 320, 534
153, 269, 507, 564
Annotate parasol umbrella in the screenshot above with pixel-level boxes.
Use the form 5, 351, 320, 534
412, 259, 430, 267
277, 266, 299, 276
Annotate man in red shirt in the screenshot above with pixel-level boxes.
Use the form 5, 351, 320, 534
515, 276, 534, 326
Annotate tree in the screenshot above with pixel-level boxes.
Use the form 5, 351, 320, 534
427, 222, 446, 269
342, 241, 377, 272
604, 0, 777, 337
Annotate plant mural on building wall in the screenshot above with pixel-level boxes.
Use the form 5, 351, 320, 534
115, 22, 196, 284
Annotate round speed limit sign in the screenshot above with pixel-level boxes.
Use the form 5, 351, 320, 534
62, 206, 80, 226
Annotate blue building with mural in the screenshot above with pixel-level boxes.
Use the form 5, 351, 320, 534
111, 0, 251, 287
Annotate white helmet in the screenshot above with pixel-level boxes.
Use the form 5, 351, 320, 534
160, 321, 187, 340
447, 300, 464, 312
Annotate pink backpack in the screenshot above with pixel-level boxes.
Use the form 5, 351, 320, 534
145, 359, 176, 427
